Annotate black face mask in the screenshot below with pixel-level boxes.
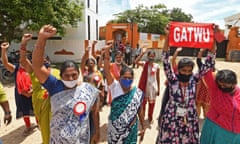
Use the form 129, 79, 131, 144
217, 84, 235, 93
177, 73, 192, 82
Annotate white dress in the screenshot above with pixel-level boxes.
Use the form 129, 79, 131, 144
145, 63, 160, 100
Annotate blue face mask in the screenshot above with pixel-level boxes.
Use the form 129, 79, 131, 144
120, 78, 133, 89
44, 62, 50, 68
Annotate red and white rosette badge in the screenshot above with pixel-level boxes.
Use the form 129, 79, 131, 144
73, 101, 87, 121
151, 67, 156, 75
94, 75, 100, 83
93, 75, 101, 88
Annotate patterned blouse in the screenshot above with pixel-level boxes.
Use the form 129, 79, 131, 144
156, 50, 215, 144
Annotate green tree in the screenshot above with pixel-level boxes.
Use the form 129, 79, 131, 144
110, 4, 193, 34
0, 0, 83, 42
169, 8, 193, 22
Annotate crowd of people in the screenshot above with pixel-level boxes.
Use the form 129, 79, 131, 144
0, 24, 240, 144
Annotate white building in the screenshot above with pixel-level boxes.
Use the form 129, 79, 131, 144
10, 0, 100, 63
65, 0, 99, 40
224, 13, 240, 38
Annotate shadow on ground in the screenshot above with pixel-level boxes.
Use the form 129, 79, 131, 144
1, 125, 37, 144
99, 123, 108, 143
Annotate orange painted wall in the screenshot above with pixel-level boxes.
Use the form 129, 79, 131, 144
226, 27, 240, 60
99, 23, 165, 49
99, 27, 106, 40
100, 23, 139, 48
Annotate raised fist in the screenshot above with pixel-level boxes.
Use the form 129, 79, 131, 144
22, 34, 32, 42
176, 47, 182, 52
38, 25, 57, 39
164, 24, 170, 35
93, 40, 98, 45
104, 40, 113, 50
1, 42, 10, 49
142, 48, 147, 54
85, 46, 91, 52
199, 48, 206, 52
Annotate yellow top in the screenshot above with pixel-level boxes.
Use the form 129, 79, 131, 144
30, 68, 60, 100
0, 82, 8, 102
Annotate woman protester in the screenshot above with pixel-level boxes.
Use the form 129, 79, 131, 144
158, 47, 182, 126
1, 41, 36, 135
195, 49, 212, 118
32, 25, 99, 144
200, 68, 240, 142
104, 43, 146, 143
156, 25, 215, 143
81, 44, 103, 144
19, 33, 60, 143
110, 50, 125, 81
135, 48, 160, 124
107, 49, 126, 104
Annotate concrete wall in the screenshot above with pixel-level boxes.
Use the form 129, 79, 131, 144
9, 40, 84, 63
8, 39, 106, 63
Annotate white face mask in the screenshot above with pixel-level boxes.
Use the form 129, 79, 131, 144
61, 80, 78, 88
115, 61, 121, 65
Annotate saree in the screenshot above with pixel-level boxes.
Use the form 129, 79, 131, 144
108, 87, 144, 144
50, 82, 99, 144
201, 118, 240, 144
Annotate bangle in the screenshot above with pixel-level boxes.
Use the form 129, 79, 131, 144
20, 48, 26, 51
5, 111, 11, 115
20, 45, 27, 51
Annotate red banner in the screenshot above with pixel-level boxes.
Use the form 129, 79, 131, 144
169, 22, 214, 49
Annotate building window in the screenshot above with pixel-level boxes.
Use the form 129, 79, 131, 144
96, 20, 98, 40
87, 0, 90, 8
96, 0, 98, 13
88, 15, 91, 40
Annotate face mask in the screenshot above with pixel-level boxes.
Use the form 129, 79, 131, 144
120, 78, 133, 89
217, 84, 235, 93
177, 73, 192, 82
44, 62, 50, 68
148, 57, 154, 62
61, 79, 78, 88
115, 61, 121, 65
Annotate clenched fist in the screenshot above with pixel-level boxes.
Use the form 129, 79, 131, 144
38, 25, 57, 39
1, 42, 10, 49
22, 34, 32, 44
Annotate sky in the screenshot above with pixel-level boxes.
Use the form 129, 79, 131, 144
98, 0, 240, 29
